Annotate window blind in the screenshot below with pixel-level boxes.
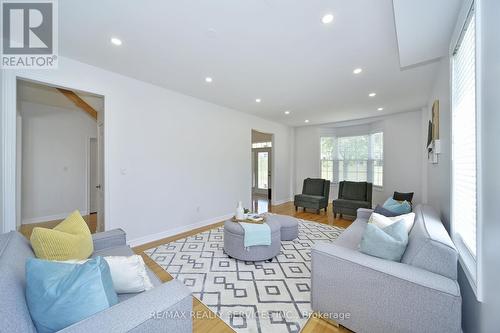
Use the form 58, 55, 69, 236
452, 8, 477, 257
320, 133, 383, 186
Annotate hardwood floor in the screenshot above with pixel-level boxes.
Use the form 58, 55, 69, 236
19, 213, 97, 239
134, 201, 353, 333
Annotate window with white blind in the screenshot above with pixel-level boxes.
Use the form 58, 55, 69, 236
451, 3, 478, 275
320, 132, 383, 186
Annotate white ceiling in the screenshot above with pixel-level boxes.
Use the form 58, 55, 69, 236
393, 0, 462, 68
58, 0, 459, 126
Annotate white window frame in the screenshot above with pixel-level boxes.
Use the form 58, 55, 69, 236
450, 0, 483, 301
320, 132, 383, 188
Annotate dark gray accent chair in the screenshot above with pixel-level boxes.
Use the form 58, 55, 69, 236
333, 181, 372, 218
294, 178, 330, 214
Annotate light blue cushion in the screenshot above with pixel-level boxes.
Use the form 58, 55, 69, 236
26, 256, 118, 333
382, 197, 412, 215
360, 220, 409, 262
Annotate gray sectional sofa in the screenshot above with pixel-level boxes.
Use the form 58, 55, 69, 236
0, 229, 193, 333
311, 204, 462, 333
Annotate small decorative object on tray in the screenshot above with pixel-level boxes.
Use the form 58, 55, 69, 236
232, 213, 265, 224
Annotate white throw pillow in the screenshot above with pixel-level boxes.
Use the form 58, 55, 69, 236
56, 255, 154, 293
104, 255, 154, 294
368, 212, 416, 234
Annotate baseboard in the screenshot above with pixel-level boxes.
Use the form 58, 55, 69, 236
127, 213, 234, 248
22, 210, 90, 224
272, 198, 293, 206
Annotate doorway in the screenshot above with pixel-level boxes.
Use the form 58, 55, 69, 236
251, 130, 273, 213
16, 79, 105, 236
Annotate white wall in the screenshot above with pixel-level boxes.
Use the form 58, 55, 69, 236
294, 110, 424, 209
20, 101, 98, 223
1, 57, 294, 244
424, 57, 452, 230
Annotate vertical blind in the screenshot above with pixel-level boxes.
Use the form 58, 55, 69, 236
452, 7, 477, 257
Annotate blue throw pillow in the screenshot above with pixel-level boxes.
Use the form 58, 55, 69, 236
360, 220, 409, 262
373, 204, 400, 217
26, 256, 118, 333
382, 197, 412, 215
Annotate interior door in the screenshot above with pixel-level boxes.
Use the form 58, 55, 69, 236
96, 122, 104, 232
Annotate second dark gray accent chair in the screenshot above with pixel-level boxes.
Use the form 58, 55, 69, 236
333, 181, 372, 218
294, 178, 330, 214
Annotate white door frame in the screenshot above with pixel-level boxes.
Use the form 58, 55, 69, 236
1, 72, 108, 233
250, 130, 275, 204
253, 148, 272, 196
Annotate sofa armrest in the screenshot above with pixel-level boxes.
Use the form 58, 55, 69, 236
311, 243, 461, 333
356, 208, 373, 220
59, 280, 192, 333
92, 229, 127, 252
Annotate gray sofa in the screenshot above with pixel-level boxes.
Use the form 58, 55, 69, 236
311, 204, 461, 333
0, 229, 193, 333
294, 178, 331, 213
333, 181, 372, 218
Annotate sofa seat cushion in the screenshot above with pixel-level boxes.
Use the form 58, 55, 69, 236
295, 194, 326, 203
92, 246, 161, 289
341, 181, 367, 201
333, 199, 370, 209
30, 210, 93, 261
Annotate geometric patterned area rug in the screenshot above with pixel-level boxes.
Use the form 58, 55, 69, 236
145, 219, 344, 333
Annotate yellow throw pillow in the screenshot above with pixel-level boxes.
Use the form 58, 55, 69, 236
30, 210, 94, 260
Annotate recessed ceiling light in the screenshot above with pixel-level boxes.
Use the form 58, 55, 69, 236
353, 68, 363, 74
255, 98, 261, 103
322, 13, 334, 24
304, 119, 310, 123
284, 110, 291, 115
377, 107, 384, 111
110, 37, 122, 46
368, 92, 377, 97
205, 77, 213, 83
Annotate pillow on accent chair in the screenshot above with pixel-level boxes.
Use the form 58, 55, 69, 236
368, 212, 416, 233
360, 220, 409, 262
373, 204, 400, 217
382, 197, 412, 215
30, 210, 93, 261
26, 257, 118, 333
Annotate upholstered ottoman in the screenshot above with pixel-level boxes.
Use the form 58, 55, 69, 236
265, 214, 299, 240
223, 219, 281, 261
